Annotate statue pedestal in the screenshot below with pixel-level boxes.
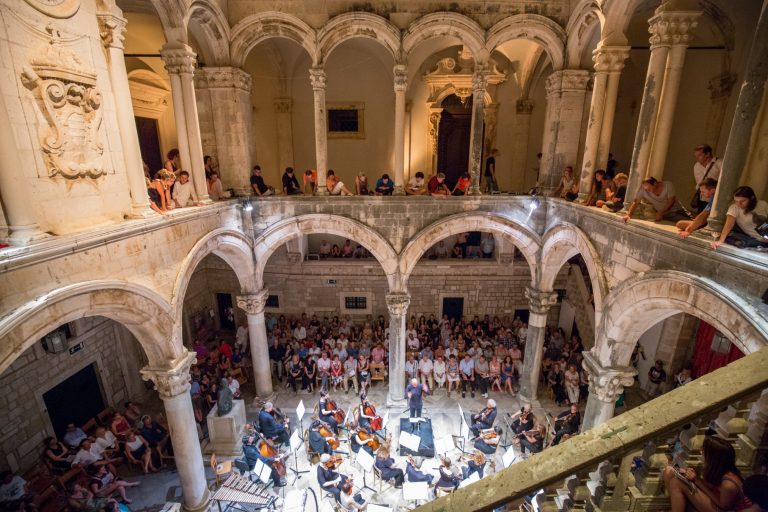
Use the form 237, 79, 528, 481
204, 399, 246, 457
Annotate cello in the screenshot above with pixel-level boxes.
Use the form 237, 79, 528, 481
356, 428, 381, 452
325, 398, 346, 426
257, 433, 286, 477
363, 401, 383, 431
317, 422, 341, 450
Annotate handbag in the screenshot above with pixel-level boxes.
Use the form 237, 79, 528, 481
690, 160, 716, 209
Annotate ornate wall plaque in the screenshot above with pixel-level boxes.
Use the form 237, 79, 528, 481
21, 26, 105, 179
23, 0, 80, 19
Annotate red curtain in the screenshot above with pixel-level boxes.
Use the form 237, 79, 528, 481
691, 321, 744, 378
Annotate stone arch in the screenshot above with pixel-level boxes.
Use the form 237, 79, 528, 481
0, 281, 180, 376
539, 223, 607, 326
399, 212, 541, 290
402, 12, 486, 63
431, 86, 494, 109
564, 0, 604, 68
186, 0, 231, 66
230, 12, 319, 68
171, 228, 257, 320
486, 14, 567, 71
317, 12, 402, 65
253, 214, 399, 291
597, 271, 768, 368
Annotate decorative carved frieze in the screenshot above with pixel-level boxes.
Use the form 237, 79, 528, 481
237, 289, 269, 316
423, 50, 506, 105
21, 26, 105, 180
648, 11, 701, 48
385, 292, 410, 317
195, 67, 252, 92
141, 352, 196, 399
309, 67, 326, 91
427, 108, 441, 155
593, 46, 630, 74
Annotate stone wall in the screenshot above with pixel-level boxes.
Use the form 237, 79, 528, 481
0, 317, 147, 472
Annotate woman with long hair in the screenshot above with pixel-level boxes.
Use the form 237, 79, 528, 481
711, 186, 768, 249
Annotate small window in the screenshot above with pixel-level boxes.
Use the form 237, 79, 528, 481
266, 295, 280, 309
344, 296, 368, 310
327, 103, 365, 139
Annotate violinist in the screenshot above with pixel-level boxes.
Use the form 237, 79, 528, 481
242, 435, 287, 487
551, 404, 581, 446
406, 456, 434, 484
308, 419, 334, 455
350, 424, 376, 457
474, 426, 502, 455
436, 456, 462, 493
319, 389, 340, 432
374, 447, 404, 488
470, 399, 497, 437
359, 395, 376, 434
317, 453, 349, 503
509, 403, 535, 435
461, 449, 487, 480
515, 424, 546, 456
259, 402, 290, 446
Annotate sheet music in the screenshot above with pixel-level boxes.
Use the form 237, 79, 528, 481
398, 430, 421, 452
253, 458, 271, 485
289, 428, 302, 451
296, 400, 306, 422
403, 482, 430, 501
502, 446, 518, 468
382, 412, 390, 429
460, 419, 470, 440
356, 446, 375, 472
434, 436, 452, 455
459, 471, 481, 488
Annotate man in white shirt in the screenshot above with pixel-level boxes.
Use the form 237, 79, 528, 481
319, 239, 332, 259
71, 440, 119, 474
227, 373, 241, 398
418, 354, 434, 389
294, 324, 307, 341
404, 353, 418, 382
692, 144, 721, 213
406, 171, 428, 195
172, 171, 200, 207
433, 355, 446, 389
235, 324, 249, 352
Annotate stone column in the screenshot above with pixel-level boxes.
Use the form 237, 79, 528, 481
467, 65, 488, 195
142, 353, 209, 512
386, 292, 410, 404
708, 3, 768, 232
309, 67, 328, 195
596, 48, 630, 171
195, 67, 253, 195
519, 288, 558, 402
98, 12, 151, 217
237, 291, 273, 400
427, 107, 441, 174
161, 44, 210, 202
703, 73, 737, 148
582, 352, 636, 430
512, 99, 534, 189
274, 98, 294, 174
0, 91, 47, 243
539, 70, 591, 192
393, 65, 407, 195
578, 64, 609, 199
647, 11, 700, 179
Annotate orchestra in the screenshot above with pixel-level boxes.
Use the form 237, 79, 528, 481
317, 453, 350, 502
374, 447, 405, 488
242, 434, 287, 487
359, 394, 381, 433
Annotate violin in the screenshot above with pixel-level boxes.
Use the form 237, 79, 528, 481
318, 422, 341, 450
256, 434, 287, 477
461, 452, 487, 466
325, 399, 346, 426
480, 429, 499, 441
357, 429, 381, 451
323, 454, 344, 469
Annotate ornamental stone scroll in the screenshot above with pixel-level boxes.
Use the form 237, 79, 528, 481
21, 26, 105, 180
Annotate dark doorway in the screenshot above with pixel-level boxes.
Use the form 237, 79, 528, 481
514, 309, 530, 324
135, 116, 163, 177
442, 297, 464, 323
437, 94, 473, 189
44, 363, 105, 439
217, 293, 236, 331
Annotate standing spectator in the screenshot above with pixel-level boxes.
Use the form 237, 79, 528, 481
250, 166, 275, 196
646, 360, 667, 397
710, 186, 768, 250
677, 178, 718, 238
484, 148, 499, 193
164, 148, 180, 175
207, 171, 224, 201
692, 144, 722, 213
282, 167, 302, 195
564, 364, 581, 404
428, 172, 450, 196
406, 172, 428, 195
375, 174, 394, 195
623, 177, 691, 223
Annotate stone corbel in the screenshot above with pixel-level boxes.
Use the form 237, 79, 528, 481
236, 289, 269, 316
516, 98, 534, 115
274, 98, 292, 114
97, 13, 127, 50
385, 292, 411, 317
583, 351, 636, 403
141, 351, 197, 399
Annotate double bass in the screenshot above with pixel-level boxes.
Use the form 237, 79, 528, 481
257, 433, 286, 477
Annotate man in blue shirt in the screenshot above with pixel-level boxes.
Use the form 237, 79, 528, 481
459, 354, 475, 399
258, 402, 290, 446
375, 174, 394, 195
405, 378, 429, 419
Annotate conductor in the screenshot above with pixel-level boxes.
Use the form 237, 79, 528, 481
405, 378, 429, 418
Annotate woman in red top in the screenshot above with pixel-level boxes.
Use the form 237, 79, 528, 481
452, 173, 472, 196
664, 435, 748, 512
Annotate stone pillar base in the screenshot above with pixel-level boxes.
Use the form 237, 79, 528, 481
181, 489, 211, 512
126, 205, 156, 219
386, 396, 407, 408
204, 399, 246, 457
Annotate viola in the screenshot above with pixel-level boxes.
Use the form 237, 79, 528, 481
318, 423, 340, 450
256, 435, 286, 477
325, 399, 346, 426
357, 429, 380, 451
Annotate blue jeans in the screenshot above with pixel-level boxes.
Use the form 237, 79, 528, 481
725, 230, 768, 248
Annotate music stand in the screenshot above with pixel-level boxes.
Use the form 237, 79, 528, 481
253, 458, 273, 486
402, 482, 430, 508
500, 412, 514, 449
288, 428, 309, 484
434, 436, 452, 457
458, 471, 481, 488
452, 417, 472, 455
381, 412, 390, 437
502, 446, 518, 468
296, 400, 306, 432
354, 446, 377, 493
398, 430, 421, 455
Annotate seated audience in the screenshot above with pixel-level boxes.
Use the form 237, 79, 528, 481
124, 431, 157, 474
207, 171, 224, 201
375, 174, 394, 195
44, 436, 71, 473
552, 166, 579, 201
282, 167, 302, 195
677, 178, 718, 238
710, 186, 768, 250
406, 172, 428, 195
355, 172, 370, 195
327, 170, 354, 196
88, 464, 139, 504
452, 173, 471, 196
172, 171, 200, 207
303, 169, 317, 195
623, 177, 692, 223
250, 166, 275, 197
602, 172, 628, 212
63, 424, 88, 450
428, 173, 450, 196
0, 470, 36, 511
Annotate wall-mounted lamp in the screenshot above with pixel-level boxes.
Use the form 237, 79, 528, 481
243, 198, 253, 212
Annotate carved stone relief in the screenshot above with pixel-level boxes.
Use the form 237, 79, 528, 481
23, 0, 80, 19
21, 26, 105, 179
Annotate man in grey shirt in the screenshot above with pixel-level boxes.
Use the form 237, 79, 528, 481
475, 355, 490, 398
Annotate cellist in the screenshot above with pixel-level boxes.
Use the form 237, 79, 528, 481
308, 419, 334, 455
319, 389, 341, 432
350, 423, 376, 457
358, 394, 376, 434
242, 435, 287, 487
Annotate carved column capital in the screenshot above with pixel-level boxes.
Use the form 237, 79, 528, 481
592, 46, 630, 73
195, 67, 251, 91
472, 64, 489, 95
516, 98, 534, 114
97, 13, 127, 50
160, 45, 197, 75
386, 292, 411, 317
274, 97, 292, 113
525, 287, 558, 315
141, 352, 196, 399
583, 352, 636, 403
309, 67, 326, 91
393, 64, 407, 92
545, 69, 591, 96
648, 11, 701, 48
237, 289, 269, 316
